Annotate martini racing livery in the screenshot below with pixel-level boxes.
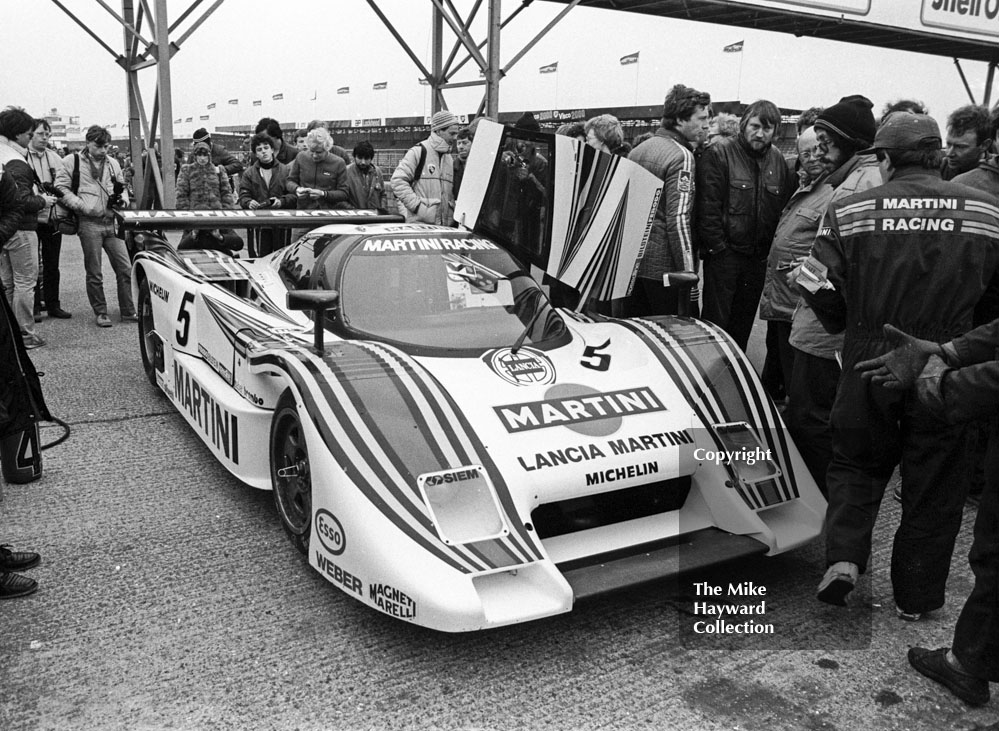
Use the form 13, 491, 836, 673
122, 122, 824, 632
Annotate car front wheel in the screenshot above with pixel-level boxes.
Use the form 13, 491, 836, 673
270, 389, 312, 555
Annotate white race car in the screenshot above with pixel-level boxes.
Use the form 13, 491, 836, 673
121, 122, 824, 631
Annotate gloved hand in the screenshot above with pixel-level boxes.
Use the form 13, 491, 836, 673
854, 324, 943, 389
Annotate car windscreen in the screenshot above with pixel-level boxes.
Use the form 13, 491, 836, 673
334, 234, 566, 351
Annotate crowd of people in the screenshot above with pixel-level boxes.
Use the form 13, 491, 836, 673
2, 92, 999, 708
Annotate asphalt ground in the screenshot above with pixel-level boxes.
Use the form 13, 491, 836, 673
2, 237, 998, 731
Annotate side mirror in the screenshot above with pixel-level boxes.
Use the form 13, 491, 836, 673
665, 272, 700, 318
287, 290, 340, 352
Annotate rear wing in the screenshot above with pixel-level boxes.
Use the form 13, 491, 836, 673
115, 208, 404, 235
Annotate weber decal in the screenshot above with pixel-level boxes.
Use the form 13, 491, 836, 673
314, 552, 362, 596
315, 509, 346, 556
172, 362, 239, 463
484, 347, 556, 387
495, 386, 665, 434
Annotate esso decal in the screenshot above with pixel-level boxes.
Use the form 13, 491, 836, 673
315, 509, 346, 555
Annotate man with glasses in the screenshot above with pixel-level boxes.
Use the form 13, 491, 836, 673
758, 124, 831, 411
785, 96, 883, 497
56, 125, 134, 328
801, 112, 999, 623
27, 119, 71, 320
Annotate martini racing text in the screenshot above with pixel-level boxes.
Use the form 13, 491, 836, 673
495, 387, 666, 433
173, 362, 239, 464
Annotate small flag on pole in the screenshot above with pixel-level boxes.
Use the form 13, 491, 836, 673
184, 117, 192, 123
337, 87, 350, 94
272, 93, 283, 100
539, 62, 558, 74
418, 78, 430, 86
228, 99, 238, 105
252, 100, 262, 107
207, 103, 216, 110
199, 115, 209, 121
174, 118, 182, 124
723, 40, 744, 53
373, 82, 388, 90
620, 51, 639, 65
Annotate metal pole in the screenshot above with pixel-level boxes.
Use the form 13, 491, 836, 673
485, 0, 501, 118
984, 61, 997, 108
122, 0, 145, 207
154, 0, 176, 207
432, 4, 444, 114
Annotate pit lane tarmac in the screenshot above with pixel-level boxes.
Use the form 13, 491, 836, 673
1, 241, 997, 731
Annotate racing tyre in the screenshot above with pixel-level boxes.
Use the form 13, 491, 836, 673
270, 389, 312, 555
137, 278, 159, 388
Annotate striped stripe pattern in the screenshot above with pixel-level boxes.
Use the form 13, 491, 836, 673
248, 338, 544, 574
835, 197, 999, 240
617, 316, 800, 510
669, 137, 696, 273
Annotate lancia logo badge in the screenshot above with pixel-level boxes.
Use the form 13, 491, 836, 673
484, 347, 556, 387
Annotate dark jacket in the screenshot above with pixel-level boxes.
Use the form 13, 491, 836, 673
0, 168, 23, 245
0, 140, 45, 231
695, 135, 793, 258
343, 162, 385, 209
803, 167, 999, 349
238, 161, 295, 209
187, 142, 243, 177
953, 155, 999, 201
288, 151, 350, 209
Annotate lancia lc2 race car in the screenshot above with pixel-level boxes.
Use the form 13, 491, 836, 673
120, 121, 825, 631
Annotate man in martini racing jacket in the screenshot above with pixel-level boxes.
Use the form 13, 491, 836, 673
799, 111, 999, 621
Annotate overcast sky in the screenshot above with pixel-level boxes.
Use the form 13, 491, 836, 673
2, 0, 993, 135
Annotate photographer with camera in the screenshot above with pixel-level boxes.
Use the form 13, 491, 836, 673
27, 119, 71, 320
55, 125, 135, 329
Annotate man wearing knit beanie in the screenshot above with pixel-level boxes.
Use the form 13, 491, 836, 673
186, 127, 244, 177
785, 94, 883, 502
391, 110, 460, 225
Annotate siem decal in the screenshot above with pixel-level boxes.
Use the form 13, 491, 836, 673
495, 386, 665, 435
369, 583, 417, 620
484, 347, 556, 387
315, 509, 346, 556
424, 469, 479, 486
172, 361, 239, 463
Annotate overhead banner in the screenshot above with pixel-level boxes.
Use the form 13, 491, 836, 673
728, 0, 999, 41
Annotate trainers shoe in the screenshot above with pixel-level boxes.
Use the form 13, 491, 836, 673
896, 607, 922, 622
0, 545, 40, 571
21, 333, 46, 350
0, 572, 38, 599
817, 561, 859, 606
47, 307, 72, 319
121, 312, 139, 323
96, 314, 113, 328
908, 647, 990, 706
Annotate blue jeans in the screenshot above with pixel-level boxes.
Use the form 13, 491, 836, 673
0, 230, 39, 336
78, 217, 134, 317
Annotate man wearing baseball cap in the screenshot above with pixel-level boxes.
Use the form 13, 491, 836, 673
799, 112, 999, 624
390, 110, 459, 225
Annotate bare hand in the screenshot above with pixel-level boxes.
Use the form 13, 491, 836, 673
307, 188, 323, 200
248, 200, 261, 210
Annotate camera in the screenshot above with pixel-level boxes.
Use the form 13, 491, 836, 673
502, 151, 527, 169
109, 180, 126, 209
41, 181, 63, 199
